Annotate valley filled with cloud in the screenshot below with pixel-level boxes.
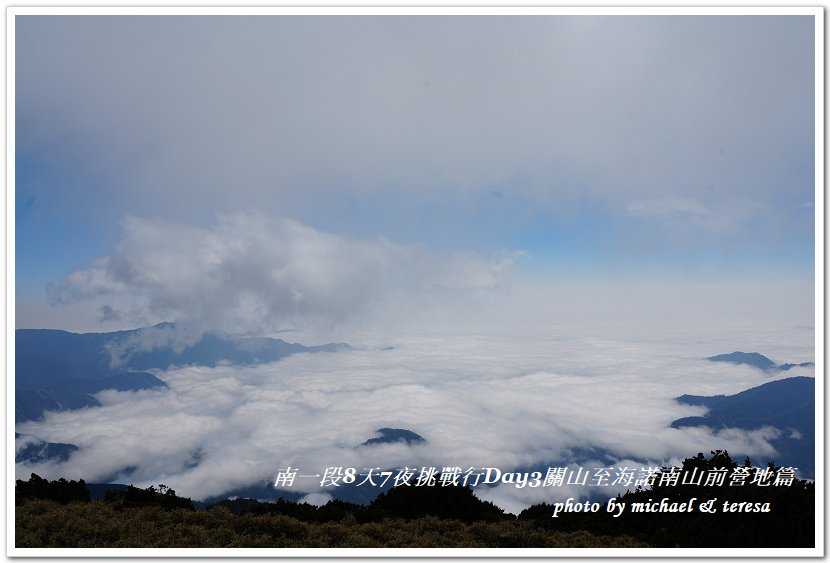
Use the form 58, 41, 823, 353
16, 299, 814, 514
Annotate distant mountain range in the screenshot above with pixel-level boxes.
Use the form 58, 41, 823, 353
672, 376, 814, 479
706, 351, 814, 373
16, 371, 166, 424
15, 324, 349, 424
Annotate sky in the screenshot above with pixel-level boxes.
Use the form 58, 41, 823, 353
12, 13, 819, 513
14, 14, 816, 334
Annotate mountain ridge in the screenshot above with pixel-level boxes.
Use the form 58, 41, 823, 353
15, 324, 350, 423
706, 351, 814, 373
671, 376, 814, 478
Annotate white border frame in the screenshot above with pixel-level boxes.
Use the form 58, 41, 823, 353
4, 5, 824, 558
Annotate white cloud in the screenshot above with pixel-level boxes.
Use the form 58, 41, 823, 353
46, 213, 524, 341
15, 317, 813, 513
627, 197, 708, 222
16, 16, 814, 243
625, 196, 773, 239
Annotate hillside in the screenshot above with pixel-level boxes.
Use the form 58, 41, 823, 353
15, 324, 348, 423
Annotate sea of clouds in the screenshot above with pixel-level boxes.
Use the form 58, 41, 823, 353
15, 316, 814, 514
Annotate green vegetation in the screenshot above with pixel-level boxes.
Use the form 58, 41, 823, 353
104, 483, 193, 510
16, 501, 645, 548
519, 451, 815, 548
15, 451, 815, 548
15, 473, 89, 505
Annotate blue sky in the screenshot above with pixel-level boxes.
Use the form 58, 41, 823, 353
14, 14, 816, 331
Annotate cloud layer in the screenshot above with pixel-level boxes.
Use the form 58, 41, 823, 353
16, 319, 814, 512
16, 15, 815, 261
46, 213, 523, 337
